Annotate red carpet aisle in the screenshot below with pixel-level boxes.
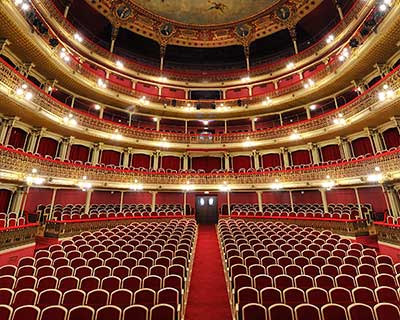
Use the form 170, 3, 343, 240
185, 225, 232, 320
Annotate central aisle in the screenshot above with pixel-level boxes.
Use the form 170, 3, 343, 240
185, 224, 232, 320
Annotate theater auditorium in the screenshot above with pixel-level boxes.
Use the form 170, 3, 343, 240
0, 0, 400, 319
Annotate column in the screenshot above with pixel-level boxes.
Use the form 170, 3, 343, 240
383, 184, 400, 217
2, 117, 19, 145
309, 143, 321, 164
281, 147, 290, 168
99, 107, 104, 119
0, 39, 10, 54
279, 114, 283, 126
320, 189, 329, 213
120, 192, 124, 211
289, 27, 298, 54
369, 129, 384, 152
110, 25, 119, 53
251, 119, 256, 132
333, 96, 339, 109
90, 143, 102, 165
305, 107, 311, 119
9, 186, 26, 215
224, 121, 228, 134
227, 191, 231, 216
25, 129, 40, 153
183, 192, 187, 215
63, 0, 74, 17
183, 153, 189, 170
0, 118, 10, 144
184, 121, 188, 134
122, 148, 132, 168
84, 190, 93, 215
354, 188, 363, 219
58, 137, 72, 160
49, 189, 57, 220
252, 150, 260, 169
335, 0, 344, 20
289, 191, 294, 212
156, 119, 160, 131
152, 151, 160, 170
257, 191, 263, 212
337, 137, 351, 159
151, 192, 157, 212
224, 153, 230, 170
33, 128, 46, 154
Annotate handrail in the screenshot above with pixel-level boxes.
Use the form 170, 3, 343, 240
1, 55, 399, 145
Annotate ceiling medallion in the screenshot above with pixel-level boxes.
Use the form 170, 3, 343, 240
112, 1, 134, 21
275, 5, 291, 21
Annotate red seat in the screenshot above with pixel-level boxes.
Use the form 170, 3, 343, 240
122, 305, 148, 320
61, 289, 86, 310
283, 287, 306, 308
110, 289, 133, 310
242, 303, 267, 320
40, 305, 68, 320
37, 289, 62, 308
374, 303, 400, 320
12, 305, 40, 320
352, 287, 377, 306
12, 289, 38, 308
57, 276, 79, 293
348, 303, 375, 320
95, 305, 122, 320
260, 287, 282, 308
295, 304, 321, 320
134, 288, 156, 310
67, 306, 95, 320
86, 289, 109, 310
80, 276, 100, 293
0, 288, 14, 305
329, 288, 353, 307
306, 287, 329, 308
0, 305, 12, 320
150, 304, 175, 320
122, 276, 142, 293
375, 286, 400, 305
268, 303, 294, 320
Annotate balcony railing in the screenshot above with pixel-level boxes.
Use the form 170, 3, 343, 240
0, 145, 399, 187
0, 57, 399, 146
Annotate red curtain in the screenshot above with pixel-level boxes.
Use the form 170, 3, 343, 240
291, 150, 311, 165
0, 189, 12, 213
352, 137, 373, 156
383, 128, 400, 149
37, 137, 58, 157
321, 144, 341, 161
101, 150, 121, 165
161, 156, 181, 170
131, 154, 150, 168
262, 153, 281, 168
69, 145, 90, 162
192, 157, 221, 172
8, 128, 27, 149
232, 156, 252, 171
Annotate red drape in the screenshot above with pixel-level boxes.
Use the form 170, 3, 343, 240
262, 153, 281, 168
192, 157, 221, 172
383, 128, 400, 149
352, 137, 373, 156
8, 128, 27, 149
69, 145, 90, 162
291, 150, 311, 165
321, 144, 341, 161
232, 156, 252, 171
161, 156, 181, 170
0, 189, 12, 213
37, 137, 58, 157
101, 150, 121, 166
131, 154, 150, 168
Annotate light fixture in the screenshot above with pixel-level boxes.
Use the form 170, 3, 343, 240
25, 168, 45, 185
183, 180, 194, 191
78, 181, 92, 191
332, 113, 346, 125
21, 2, 30, 11
243, 137, 254, 147
338, 47, 350, 62
378, 84, 395, 101
15, 84, 33, 100
153, 117, 158, 122
59, 48, 70, 62
63, 113, 77, 126
303, 79, 315, 89
129, 180, 143, 191
139, 96, 149, 105
97, 78, 107, 89
116, 60, 124, 69
241, 76, 251, 82
94, 104, 101, 110
159, 76, 168, 82
326, 34, 335, 44
262, 97, 272, 106
74, 33, 83, 43
202, 120, 209, 125
286, 62, 295, 70
271, 179, 283, 190
290, 130, 301, 140
309, 104, 317, 111
111, 129, 122, 140
322, 179, 335, 190
219, 183, 231, 192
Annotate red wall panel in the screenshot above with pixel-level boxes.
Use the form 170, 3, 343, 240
123, 192, 152, 205
231, 192, 257, 204
292, 190, 322, 204
156, 192, 184, 205
161, 87, 186, 99
25, 188, 53, 213
136, 82, 158, 96
91, 191, 121, 205
252, 83, 274, 96
262, 191, 291, 204
232, 156, 252, 171
358, 187, 387, 213
0, 189, 12, 213
8, 128, 27, 149
326, 189, 357, 204
131, 154, 151, 168
54, 189, 86, 205
226, 87, 249, 99
161, 156, 181, 170
262, 153, 281, 168
192, 157, 221, 172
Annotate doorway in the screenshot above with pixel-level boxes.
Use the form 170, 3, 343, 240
195, 195, 218, 224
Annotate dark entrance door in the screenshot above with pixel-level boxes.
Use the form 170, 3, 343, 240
195, 195, 218, 224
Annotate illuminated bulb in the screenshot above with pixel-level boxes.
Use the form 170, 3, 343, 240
94, 104, 101, 110
15, 0, 23, 5
153, 117, 158, 122
326, 34, 334, 44
379, 4, 387, 11
32, 168, 37, 174
241, 76, 250, 82
97, 79, 107, 89
290, 130, 300, 140
116, 60, 124, 69
21, 2, 30, 10
375, 166, 381, 172
286, 62, 295, 69
262, 97, 271, 106
74, 33, 83, 43
202, 120, 209, 125
378, 91, 386, 101
24, 92, 33, 100
309, 104, 317, 110
16, 88, 24, 96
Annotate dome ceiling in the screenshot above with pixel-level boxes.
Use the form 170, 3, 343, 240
84, 0, 322, 47
132, 0, 280, 26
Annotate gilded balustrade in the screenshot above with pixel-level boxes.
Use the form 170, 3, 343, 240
0, 58, 399, 146
0, 146, 399, 187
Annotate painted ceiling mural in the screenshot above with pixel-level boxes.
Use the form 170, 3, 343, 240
132, 0, 280, 26
85, 0, 322, 47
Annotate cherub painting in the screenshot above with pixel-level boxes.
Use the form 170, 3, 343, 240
207, 1, 228, 14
